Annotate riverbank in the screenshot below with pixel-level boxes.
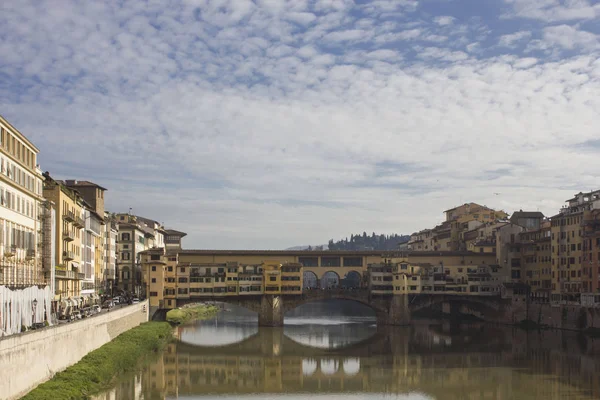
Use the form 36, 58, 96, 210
21, 322, 172, 400
166, 304, 219, 325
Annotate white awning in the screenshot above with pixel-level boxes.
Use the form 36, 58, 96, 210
70, 262, 80, 270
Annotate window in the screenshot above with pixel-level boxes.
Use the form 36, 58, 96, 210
168, 266, 173, 272
151, 266, 156, 271
180, 267, 186, 273
299, 257, 318, 267
343, 257, 363, 267
121, 233, 130, 241
151, 254, 160, 260
151, 278, 156, 283
321, 256, 340, 267
270, 276, 277, 281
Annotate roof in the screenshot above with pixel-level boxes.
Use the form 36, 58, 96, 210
63, 180, 108, 191
510, 211, 544, 219
165, 229, 188, 237
443, 202, 485, 213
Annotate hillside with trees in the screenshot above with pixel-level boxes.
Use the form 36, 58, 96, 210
327, 232, 410, 251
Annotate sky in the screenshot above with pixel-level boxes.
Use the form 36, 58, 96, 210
1, 0, 599, 250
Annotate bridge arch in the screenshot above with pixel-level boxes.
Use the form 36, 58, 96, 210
340, 270, 362, 288
320, 271, 340, 289
303, 271, 318, 289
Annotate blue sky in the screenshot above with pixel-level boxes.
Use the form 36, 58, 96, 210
1, 0, 599, 249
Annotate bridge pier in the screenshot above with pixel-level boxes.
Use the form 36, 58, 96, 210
377, 295, 411, 326
259, 295, 284, 327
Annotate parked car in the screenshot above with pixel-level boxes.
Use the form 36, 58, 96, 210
93, 305, 101, 314
132, 298, 140, 304
112, 296, 121, 304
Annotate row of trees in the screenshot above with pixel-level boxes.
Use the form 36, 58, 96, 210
327, 232, 410, 251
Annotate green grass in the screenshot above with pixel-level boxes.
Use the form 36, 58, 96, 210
21, 322, 173, 400
166, 304, 218, 325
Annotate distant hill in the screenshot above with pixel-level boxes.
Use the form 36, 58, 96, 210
328, 232, 410, 251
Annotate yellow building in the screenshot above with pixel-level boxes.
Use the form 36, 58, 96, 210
42, 173, 85, 302
370, 252, 502, 296
142, 249, 305, 309
141, 248, 166, 308
520, 223, 551, 300
550, 192, 592, 301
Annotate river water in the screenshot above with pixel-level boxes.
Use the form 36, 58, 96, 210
95, 301, 600, 399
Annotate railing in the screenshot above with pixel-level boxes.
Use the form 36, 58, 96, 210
73, 216, 85, 228
55, 268, 83, 280
63, 231, 74, 241
4, 245, 17, 257
63, 211, 75, 222
63, 251, 75, 261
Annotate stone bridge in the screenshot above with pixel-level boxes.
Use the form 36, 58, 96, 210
165, 290, 513, 326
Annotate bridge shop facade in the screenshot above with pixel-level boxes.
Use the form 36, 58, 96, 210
141, 249, 513, 326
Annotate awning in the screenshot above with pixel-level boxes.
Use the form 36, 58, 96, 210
70, 262, 80, 270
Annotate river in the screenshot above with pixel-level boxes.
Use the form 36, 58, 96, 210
95, 300, 600, 399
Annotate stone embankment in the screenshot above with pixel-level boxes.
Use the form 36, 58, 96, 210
0, 301, 149, 400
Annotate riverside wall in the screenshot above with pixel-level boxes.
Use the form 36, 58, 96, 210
455, 295, 600, 331
0, 301, 149, 400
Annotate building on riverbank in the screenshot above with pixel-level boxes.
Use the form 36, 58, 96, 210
0, 115, 52, 336
42, 173, 86, 308
63, 180, 109, 303
115, 213, 167, 296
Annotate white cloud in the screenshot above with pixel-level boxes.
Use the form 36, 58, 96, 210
1, 0, 600, 249
286, 11, 317, 25
504, 0, 600, 22
513, 57, 538, 68
498, 31, 532, 47
434, 16, 455, 26
543, 25, 599, 50
324, 29, 371, 42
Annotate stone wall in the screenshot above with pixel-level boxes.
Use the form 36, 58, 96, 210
0, 301, 149, 400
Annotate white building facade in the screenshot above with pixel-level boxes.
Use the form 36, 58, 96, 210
0, 116, 52, 336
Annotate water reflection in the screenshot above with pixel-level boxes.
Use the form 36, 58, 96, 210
179, 313, 258, 347
95, 305, 600, 400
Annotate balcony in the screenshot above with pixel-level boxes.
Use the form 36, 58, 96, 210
63, 251, 75, 261
4, 245, 17, 258
55, 268, 83, 280
73, 216, 85, 228
63, 211, 75, 222
63, 231, 74, 242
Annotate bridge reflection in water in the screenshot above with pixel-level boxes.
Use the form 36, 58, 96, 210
95, 321, 600, 400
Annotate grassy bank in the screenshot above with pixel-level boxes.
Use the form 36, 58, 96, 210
166, 304, 219, 325
22, 322, 173, 400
